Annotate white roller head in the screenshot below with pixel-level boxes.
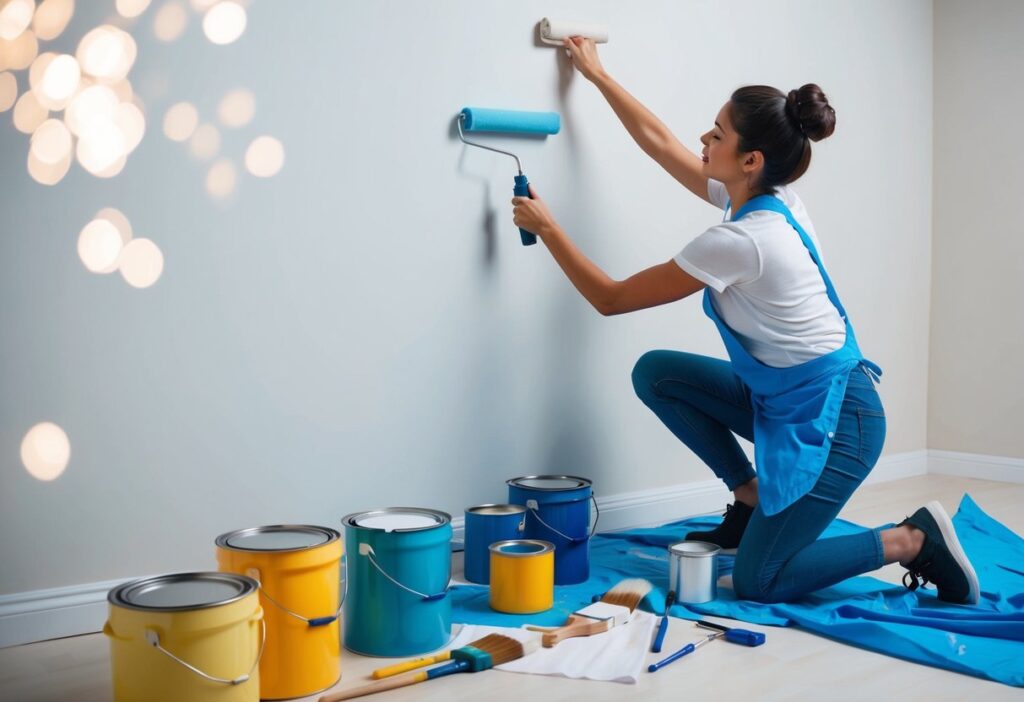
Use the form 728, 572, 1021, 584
539, 18, 609, 46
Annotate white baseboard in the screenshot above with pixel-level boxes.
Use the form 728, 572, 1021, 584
0, 448, 1015, 649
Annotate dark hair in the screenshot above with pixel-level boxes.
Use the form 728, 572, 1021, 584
728, 83, 835, 194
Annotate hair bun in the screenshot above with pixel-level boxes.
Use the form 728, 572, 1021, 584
786, 84, 836, 142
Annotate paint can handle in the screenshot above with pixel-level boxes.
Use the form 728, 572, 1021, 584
246, 567, 344, 627
524, 494, 601, 543
357, 543, 449, 602
143, 616, 265, 686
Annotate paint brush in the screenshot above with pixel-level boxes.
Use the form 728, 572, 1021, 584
318, 634, 539, 702
526, 577, 653, 647
370, 631, 518, 679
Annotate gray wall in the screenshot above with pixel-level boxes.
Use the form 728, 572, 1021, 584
0, 0, 934, 594
930, 0, 1024, 457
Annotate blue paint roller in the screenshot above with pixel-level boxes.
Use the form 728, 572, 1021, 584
457, 107, 561, 246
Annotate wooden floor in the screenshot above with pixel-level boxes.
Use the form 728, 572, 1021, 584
1, 474, 1021, 701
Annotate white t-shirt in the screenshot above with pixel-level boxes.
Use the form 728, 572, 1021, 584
673, 179, 846, 368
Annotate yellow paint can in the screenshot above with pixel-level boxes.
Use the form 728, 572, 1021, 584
488, 539, 555, 614
105, 572, 264, 702
216, 525, 343, 700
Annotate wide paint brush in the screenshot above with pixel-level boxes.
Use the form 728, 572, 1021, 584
526, 577, 652, 647
318, 633, 539, 702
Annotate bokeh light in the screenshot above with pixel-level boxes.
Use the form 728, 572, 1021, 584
153, 1, 187, 42
27, 147, 71, 184
217, 87, 253, 127
30, 118, 72, 164
245, 135, 284, 177
113, 101, 145, 153
0, 0, 33, 42
64, 83, 117, 136
95, 206, 133, 245
202, 1, 245, 45
76, 25, 136, 84
190, 0, 218, 11
20, 422, 70, 481
116, 0, 152, 19
162, 100, 197, 141
0, 70, 16, 111
188, 122, 219, 160
27, 51, 54, 92
205, 157, 236, 199
118, 238, 164, 288
77, 217, 124, 272
37, 53, 80, 109
13, 90, 48, 134
77, 118, 127, 175
0, 28, 38, 70
32, 0, 74, 42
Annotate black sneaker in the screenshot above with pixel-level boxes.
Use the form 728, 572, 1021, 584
685, 501, 754, 554
900, 501, 980, 605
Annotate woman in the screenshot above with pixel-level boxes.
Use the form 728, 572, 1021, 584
511, 37, 980, 605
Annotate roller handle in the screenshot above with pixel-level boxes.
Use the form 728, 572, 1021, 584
725, 628, 766, 647
514, 175, 537, 246
647, 643, 695, 672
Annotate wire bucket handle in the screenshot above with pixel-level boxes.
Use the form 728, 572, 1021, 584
143, 616, 265, 686
524, 494, 600, 544
357, 543, 448, 602
246, 565, 346, 628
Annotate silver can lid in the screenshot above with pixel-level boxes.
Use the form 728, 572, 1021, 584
215, 525, 339, 552
489, 539, 555, 557
343, 507, 451, 533
507, 475, 592, 491
108, 572, 258, 612
466, 504, 526, 516
668, 541, 721, 558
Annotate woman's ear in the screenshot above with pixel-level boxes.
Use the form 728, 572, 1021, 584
741, 150, 764, 174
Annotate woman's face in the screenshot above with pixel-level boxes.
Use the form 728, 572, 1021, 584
700, 102, 746, 183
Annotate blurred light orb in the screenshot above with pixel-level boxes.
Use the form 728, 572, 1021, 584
95, 206, 133, 245
95, 153, 127, 178
118, 238, 164, 288
28, 51, 55, 92
77, 118, 127, 174
217, 87, 253, 127
245, 135, 284, 177
78, 217, 124, 272
190, 0, 218, 11
0, 27, 38, 70
0, 0, 33, 41
77, 25, 136, 83
30, 118, 72, 164
20, 422, 70, 481
163, 100, 197, 141
32, 0, 74, 42
13, 89, 47, 133
38, 53, 80, 107
153, 1, 187, 42
27, 147, 71, 184
203, 2, 245, 45
0, 70, 16, 111
65, 83, 118, 136
114, 101, 145, 152
189, 122, 219, 160
205, 157, 236, 199
116, 0, 152, 19
110, 78, 133, 103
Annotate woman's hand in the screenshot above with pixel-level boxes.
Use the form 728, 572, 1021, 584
511, 184, 558, 239
564, 36, 607, 83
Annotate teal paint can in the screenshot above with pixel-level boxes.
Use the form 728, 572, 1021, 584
342, 508, 452, 657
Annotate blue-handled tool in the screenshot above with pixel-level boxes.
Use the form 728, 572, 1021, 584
457, 107, 561, 247
648, 631, 722, 672
648, 621, 765, 673
651, 590, 675, 653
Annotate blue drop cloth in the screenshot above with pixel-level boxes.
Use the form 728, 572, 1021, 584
450, 494, 1024, 687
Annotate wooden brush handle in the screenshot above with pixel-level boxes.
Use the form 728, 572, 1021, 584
318, 671, 427, 702
540, 614, 612, 647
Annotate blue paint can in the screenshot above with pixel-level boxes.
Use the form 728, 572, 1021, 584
463, 504, 526, 584
506, 475, 598, 585
342, 508, 452, 657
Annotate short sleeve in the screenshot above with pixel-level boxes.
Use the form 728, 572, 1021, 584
707, 179, 729, 211
674, 224, 762, 292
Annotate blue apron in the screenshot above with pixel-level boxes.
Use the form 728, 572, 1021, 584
703, 195, 882, 516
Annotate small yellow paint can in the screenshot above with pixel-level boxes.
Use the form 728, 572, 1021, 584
216, 525, 343, 700
488, 539, 555, 614
105, 572, 263, 702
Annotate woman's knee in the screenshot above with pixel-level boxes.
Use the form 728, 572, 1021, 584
631, 350, 670, 402
732, 556, 786, 604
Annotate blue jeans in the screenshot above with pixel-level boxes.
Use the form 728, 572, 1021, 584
632, 350, 887, 603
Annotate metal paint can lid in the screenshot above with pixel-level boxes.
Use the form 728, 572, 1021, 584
489, 539, 555, 557
108, 572, 258, 612
668, 541, 721, 558
343, 507, 451, 533
215, 524, 339, 552
506, 475, 592, 491
466, 504, 527, 516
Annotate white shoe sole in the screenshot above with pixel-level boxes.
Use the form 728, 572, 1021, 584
923, 500, 980, 605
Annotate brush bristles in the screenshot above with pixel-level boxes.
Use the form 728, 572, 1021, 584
600, 578, 653, 612
467, 633, 538, 667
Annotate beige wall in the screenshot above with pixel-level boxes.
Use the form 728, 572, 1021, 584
931, 0, 1024, 457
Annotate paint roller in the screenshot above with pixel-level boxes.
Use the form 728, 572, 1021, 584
457, 107, 560, 246
538, 18, 609, 46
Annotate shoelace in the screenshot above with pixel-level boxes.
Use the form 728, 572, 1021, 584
903, 561, 933, 591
